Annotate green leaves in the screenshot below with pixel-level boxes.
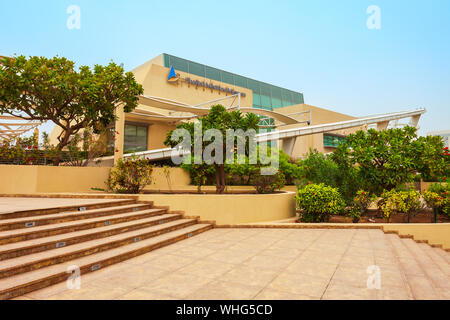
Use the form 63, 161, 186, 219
296, 183, 345, 222
379, 189, 422, 223
0, 55, 143, 163
332, 126, 450, 194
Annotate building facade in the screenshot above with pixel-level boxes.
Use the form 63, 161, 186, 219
50, 53, 364, 161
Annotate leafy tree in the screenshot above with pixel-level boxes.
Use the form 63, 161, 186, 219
331, 126, 450, 195
164, 104, 260, 194
0, 55, 143, 165
300, 149, 366, 204
106, 157, 154, 194
296, 183, 345, 222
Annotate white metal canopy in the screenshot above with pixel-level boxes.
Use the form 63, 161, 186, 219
0, 115, 42, 141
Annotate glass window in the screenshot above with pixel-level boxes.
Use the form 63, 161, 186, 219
271, 97, 282, 109
234, 75, 248, 88
271, 87, 282, 100
221, 72, 234, 85
260, 95, 272, 109
260, 83, 271, 96
169, 56, 188, 73
124, 123, 148, 153
253, 93, 261, 106
188, 62, 205, 78
205, 66, 221, 81
292, 92, 304, 104
323, 134, 345, 148
247, 79, 260, 92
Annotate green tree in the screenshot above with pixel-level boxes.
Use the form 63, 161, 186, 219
331, 126, 449, 195
164, 104, 260, 194
301, 149, 366, 204
0, 55, 143, 165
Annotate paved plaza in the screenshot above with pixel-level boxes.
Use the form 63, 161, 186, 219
14, 228, 449, 300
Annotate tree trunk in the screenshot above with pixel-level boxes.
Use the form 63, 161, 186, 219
215, 164, 221, 194
214, 164, 226, 194
219, 165, 226, 193
53, 128, 73, 166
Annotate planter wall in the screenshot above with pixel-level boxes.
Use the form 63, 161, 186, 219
138, 192, 297, 225
0, 165, 190, 194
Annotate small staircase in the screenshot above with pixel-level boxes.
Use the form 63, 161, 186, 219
386, 234, 450, 300
0, 198, 213, 300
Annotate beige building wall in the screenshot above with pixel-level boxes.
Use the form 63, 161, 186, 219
134, 63, 253, 107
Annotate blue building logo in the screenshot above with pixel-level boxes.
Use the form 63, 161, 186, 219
167, 66, 179, 83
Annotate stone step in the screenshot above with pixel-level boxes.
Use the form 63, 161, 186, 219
386, 234, 440, 299
399, 238, 450, 298
0, 216, 191, 279
0, 214, 187, 260
0, 199, 137, 220
0, 223, 213, 300
416, 243, 450, 277
432, 246, 450, 264
0, 208, 168, 245
0, 203, 153, 231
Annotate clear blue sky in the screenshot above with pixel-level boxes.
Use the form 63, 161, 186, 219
1, 0, 449, 136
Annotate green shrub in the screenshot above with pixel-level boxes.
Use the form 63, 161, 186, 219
426, 182, 450, 217
279, 150, 303, 185
251, 168, 286, 194
379, 189, 422, 223
107, 157, 154, 194
353, 190, 376, 216
347, 206, 361, 223
296, 183, 345, 222
181, 156, 216, 192
301, 149, 366, 204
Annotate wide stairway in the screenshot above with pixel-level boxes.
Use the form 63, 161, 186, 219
385, 233, 450, 299
0, 198, 212, 300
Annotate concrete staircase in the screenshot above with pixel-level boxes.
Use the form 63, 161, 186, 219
0, 198, 213, 300
386, 234, 450, 299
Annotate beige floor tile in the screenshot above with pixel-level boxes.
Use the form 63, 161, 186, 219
186, 280, 262, 300
208, 249, 257, 264
340, 254, 375, 268
12, 296, 35, 300
259, 247, 304, 259
170, 246, 216, 259
243, 254, 295, 271
299, 252, 343, 265
117, 287, 177, 300
45, 285, 130, 300
331, 266, 370, 288
406, 275, 440, 300
268, 239, 309, 250
254, 288, 318, 300
25, 281, 72, 300
88, 265, 169, 290
140, 272, 213, 298
285, 259, 337, 280
376, 286, 413, 300
267, 272, 329, 298
143, 254, 195, 272
193, 240, 236, 250
220, 265, 278, 288
122, 251, 163, 265
322, 282, 377, 300
177, 259, 236, 279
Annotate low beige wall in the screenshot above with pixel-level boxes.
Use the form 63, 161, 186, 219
0, 165, 191, 194
382, 224, 450, 250
0, 165, 110, 194
148, 168, 191, 190
138, 192, 297, 225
